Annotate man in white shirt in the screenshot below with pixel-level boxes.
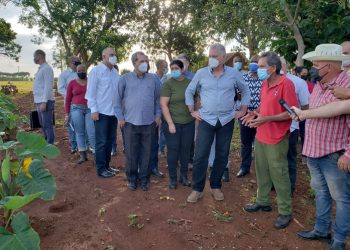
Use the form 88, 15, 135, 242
32, 49, 55, 144
85, 47, 120, 178
58, 56, 80, 153
281, 57, 310, 194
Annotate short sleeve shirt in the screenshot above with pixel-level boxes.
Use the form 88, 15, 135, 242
161, 77, 194, 124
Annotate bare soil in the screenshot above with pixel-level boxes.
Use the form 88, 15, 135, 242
13, 93, 349, 250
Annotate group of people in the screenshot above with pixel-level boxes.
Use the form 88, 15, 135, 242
31, 40, 350, 250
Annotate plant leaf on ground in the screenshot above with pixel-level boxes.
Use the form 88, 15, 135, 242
212, 210, 233, 223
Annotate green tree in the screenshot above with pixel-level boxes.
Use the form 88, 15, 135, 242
133, 0, 209, 64
12, 0, 138, 67
0, 18, 21, 60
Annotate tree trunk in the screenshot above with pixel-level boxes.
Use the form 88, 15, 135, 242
281, 0, 305, 66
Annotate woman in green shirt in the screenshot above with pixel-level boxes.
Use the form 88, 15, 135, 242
160, 60, 195, 189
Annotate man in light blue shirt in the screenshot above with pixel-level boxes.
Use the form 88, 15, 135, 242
280, 57, 309, 194
185, 43, 250, 203
58, 55, 80, 153
117, 51, 161, 191
85, 47, 120, 178
32, 49, 55, 144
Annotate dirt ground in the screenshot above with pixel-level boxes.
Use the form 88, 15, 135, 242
13, 93, 348, 250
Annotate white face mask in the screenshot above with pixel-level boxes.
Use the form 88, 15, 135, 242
109, 56, 117, 66
138, 62, 148, 73
208, 57, 219, 69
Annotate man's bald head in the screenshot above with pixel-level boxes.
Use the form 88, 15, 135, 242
341, 41, 350, 55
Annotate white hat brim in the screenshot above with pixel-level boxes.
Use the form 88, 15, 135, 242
303, 51, 350, 61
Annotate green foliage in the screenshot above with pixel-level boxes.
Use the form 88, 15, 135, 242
15, 0, 138, 67
0, 192, 43, 210
0, 93, 27, 133
0, 18, 21, 60
0, 212, 40, 250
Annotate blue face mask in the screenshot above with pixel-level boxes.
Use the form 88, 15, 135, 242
249, 63, 258, 72
171, 70, 181, 79
257, 68, 270, 80
234, 62, 242, 71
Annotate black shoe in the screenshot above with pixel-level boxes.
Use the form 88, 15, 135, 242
98, 171, 115, 178
127, 182, 137, 191
327, 240, 346, 250
71, 148, 77, 154
236, 169, 249, 178
297, 229, 332, 243
274, 214, 292, 229
169, 178, 177, 189
179, 175, 191, 187
244, 203, 272, 213
222, 168, 230, 182
107, 166, 119, 175
151, 168, 164, 178
141, 184, 149, 191
78, 151, 88, 164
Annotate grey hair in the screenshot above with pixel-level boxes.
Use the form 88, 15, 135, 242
260, 51, 282, 74
155, 59, 167, 69
209, 43, 226, 56
131, 51, 145, 65
34, 49, 46, 59
102, 47, 114, 56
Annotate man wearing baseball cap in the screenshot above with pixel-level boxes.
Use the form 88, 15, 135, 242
296, 44, 350, 250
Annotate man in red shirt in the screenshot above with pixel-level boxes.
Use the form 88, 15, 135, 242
295, 44, 350, 250
242, 51, 298, 229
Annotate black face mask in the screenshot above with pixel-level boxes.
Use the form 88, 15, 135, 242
300, 75, 308, 81
77, 72, 87, 79
309, 65, 328, 83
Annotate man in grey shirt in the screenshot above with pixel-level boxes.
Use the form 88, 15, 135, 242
32, 49, 55, 144
117, 51, 161, 191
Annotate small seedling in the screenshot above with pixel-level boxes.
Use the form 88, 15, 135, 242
128, 214, 144, 229
212, 210, 233, 223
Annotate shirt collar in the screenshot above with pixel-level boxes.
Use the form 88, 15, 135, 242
265, 74, 287, 88
209, 65, 227, 77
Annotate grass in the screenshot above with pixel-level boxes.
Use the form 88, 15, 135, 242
0, 81, 33, 95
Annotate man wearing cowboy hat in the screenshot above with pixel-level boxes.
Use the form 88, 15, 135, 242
296, 44, 350, 250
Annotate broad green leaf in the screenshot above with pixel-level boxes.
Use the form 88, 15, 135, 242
16, 131, 47, 151
1, 153, 10, 185
15, 159, 56, 200
0, 141, 19, 150
0, 211, 40, 250
0, 192, 43, 210
41, 144, 60, 159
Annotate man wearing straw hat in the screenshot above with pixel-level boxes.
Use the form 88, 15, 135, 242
295, 44, 350, 250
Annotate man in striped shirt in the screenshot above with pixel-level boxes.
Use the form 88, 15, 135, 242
296, 44, 350, 250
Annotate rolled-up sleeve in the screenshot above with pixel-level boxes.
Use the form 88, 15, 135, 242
116, 75, 126, 120
41, 67, 54, 103
236, 73, 250, 106
86, 68, 98, 113
185, 72, 201, 106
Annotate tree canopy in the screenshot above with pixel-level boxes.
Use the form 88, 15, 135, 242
0, 18, 21, 60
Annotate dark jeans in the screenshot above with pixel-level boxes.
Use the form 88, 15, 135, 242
192, 119, 234, 192
164, 121, 195, 180
159, 119, 166, 152
148, 126, 159, 172
36, 100, 55, 144
238, 120, 256, 172
94, 114, 117, 174
299, 120, 306, 153
287, 129, 299, 192
125, 122, 154, 184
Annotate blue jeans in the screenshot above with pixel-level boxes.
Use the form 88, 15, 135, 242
36, 100, 55, 144
67, 121, 77, 150
70, 104, 95, 151
287, 129, 298, 192
238, 120, 256, 172
94, 114, 117, 174
307, 152, 350, 243
192, 119, 234, 192
164, 121, 195, 179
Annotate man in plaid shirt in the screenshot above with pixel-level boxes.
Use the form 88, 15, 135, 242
296, 44, 350, 250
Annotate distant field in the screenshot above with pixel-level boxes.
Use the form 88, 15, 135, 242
0, 80, 33, 95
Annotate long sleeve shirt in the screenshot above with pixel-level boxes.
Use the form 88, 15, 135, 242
303, 71, 350, 159
185, 66, 250, 126
65, 80, 88, 113
33, 62, 55, 103
85, 63, 120, 116
116, 72, 161, 126
58, 68, 77, 97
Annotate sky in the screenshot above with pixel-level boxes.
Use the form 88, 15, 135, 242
0, 3, 241, 77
